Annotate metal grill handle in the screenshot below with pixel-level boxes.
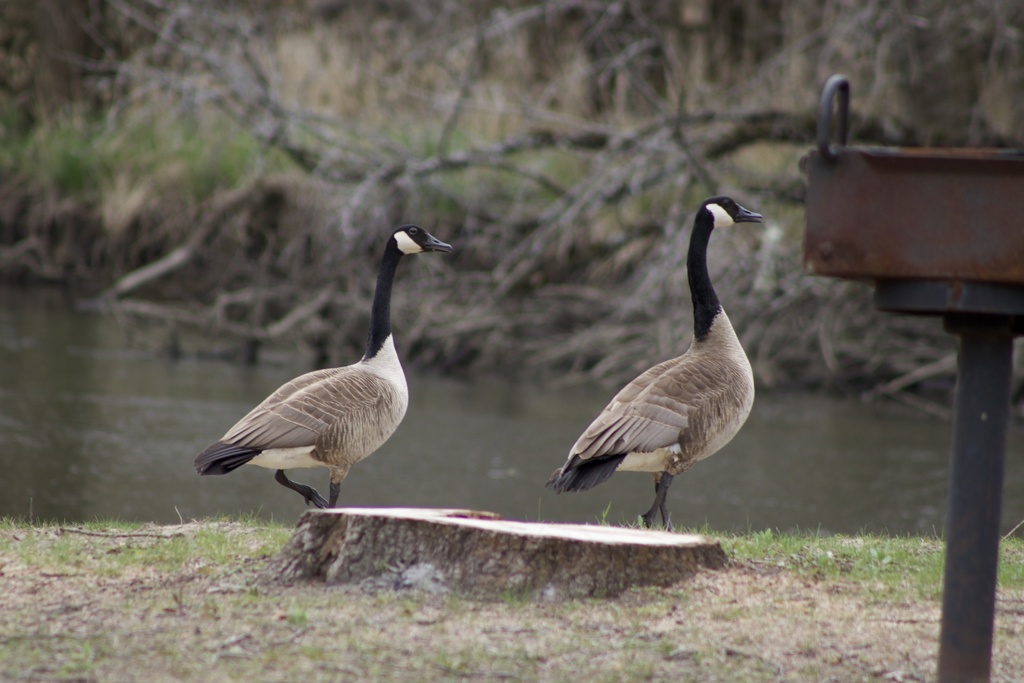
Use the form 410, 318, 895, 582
817, 75, 850, 161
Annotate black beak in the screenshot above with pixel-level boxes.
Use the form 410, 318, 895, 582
422, 233, 453, 253
735, 206, 763, 224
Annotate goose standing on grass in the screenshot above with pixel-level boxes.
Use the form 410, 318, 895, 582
547, 197, 762, 530
194, 225, 452, 509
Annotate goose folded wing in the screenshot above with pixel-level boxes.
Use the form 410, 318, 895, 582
220, 368, 395, 450
253, 367, 341, 410
597, 355, 687, 407
570, 401, 689, 460
570, 354, 722, 462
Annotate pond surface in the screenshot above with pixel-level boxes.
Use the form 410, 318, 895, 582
1, 287, 1022, 535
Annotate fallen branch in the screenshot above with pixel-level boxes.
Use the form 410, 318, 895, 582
883, 391, 954, 422
96, 242, 196, 301
265, 287, 334, 339
862, 353, 957, 401
57, 527, 185, 539
113, 287, 336, 345
83, 184, 254, 308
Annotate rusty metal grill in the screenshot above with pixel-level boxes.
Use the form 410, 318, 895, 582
803, 74, 1024, 683
804, 148, 1024, 285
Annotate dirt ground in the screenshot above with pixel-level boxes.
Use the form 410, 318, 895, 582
1, 522, 1022, 682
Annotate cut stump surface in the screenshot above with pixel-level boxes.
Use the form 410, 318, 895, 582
261, 507, 726, 599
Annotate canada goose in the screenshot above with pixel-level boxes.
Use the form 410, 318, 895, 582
546, 197, 762, 530
194, 225, 452, 509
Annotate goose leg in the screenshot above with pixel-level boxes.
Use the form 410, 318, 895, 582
274, 469, 329, 509
329, 481, 341, 508
640, 473, 675, 531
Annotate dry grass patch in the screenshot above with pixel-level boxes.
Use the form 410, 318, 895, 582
1, 519, 1022, 682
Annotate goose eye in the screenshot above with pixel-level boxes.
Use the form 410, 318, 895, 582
408, 227, 419, 235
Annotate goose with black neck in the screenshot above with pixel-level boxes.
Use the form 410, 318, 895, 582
195, 225, 452, 509
547, 197, 762, 530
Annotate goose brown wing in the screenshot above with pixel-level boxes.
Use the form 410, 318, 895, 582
569, 354, 702, 461
255, 367, 339, 409
220, 366, 395, 450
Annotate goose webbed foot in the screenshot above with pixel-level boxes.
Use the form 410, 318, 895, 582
640, 473, 675, 531
329, 481, 341, 508
274, 469, 329, 509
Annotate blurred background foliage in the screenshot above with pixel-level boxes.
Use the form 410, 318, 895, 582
1, 0, 1022, 412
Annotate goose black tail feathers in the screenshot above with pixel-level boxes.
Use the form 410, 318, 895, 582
546, 454, 627, 493
194, 443, 261, 475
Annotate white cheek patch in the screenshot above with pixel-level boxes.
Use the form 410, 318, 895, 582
394, 231, 423, 254
706, 203, 735, 228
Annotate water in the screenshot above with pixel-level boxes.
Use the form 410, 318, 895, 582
1, 287, 1022, 535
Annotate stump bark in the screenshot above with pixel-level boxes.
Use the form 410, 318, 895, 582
261, 507, 727, 599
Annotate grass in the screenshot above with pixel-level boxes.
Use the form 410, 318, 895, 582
400, 141, 596, 226
2, 87, 680, 237
726, 527, 949, 599
596, 514, 1024, 603
1, 517, 1023, 682
0, 103, 295, 204
0, 515, 291, 576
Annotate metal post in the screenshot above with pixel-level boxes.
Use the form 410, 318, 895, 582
938, 317, 1013, 683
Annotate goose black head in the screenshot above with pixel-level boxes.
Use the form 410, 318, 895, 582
392, 225, 453, 255
702, 196, 763, 229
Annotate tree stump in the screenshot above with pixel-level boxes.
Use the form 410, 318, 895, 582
261, 508, 727, 599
